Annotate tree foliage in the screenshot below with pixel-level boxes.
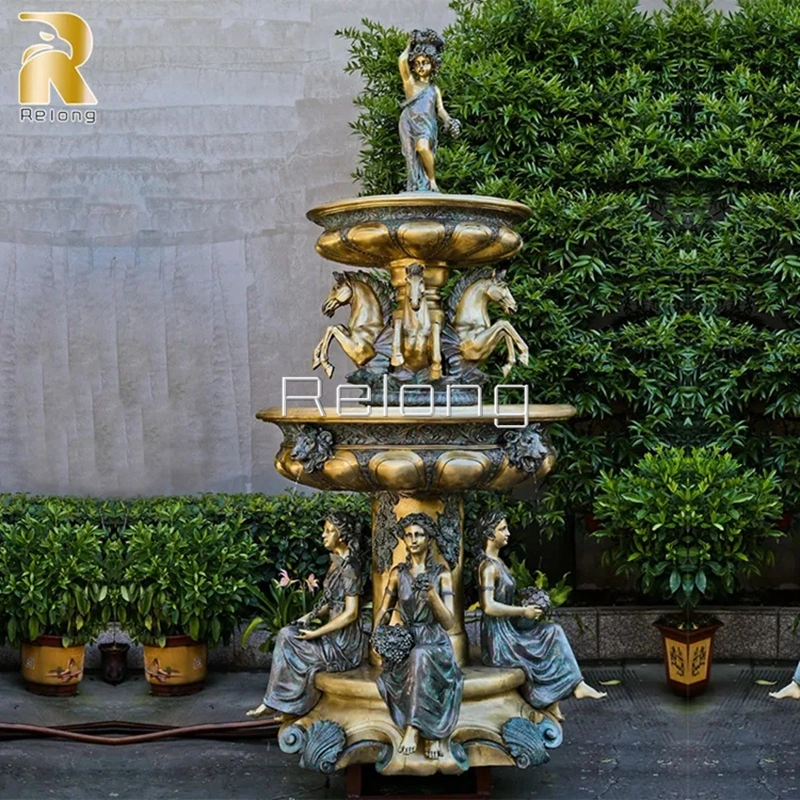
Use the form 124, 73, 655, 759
339, 0, 800, 539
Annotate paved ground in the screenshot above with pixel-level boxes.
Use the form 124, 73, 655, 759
0, 663, 798, 799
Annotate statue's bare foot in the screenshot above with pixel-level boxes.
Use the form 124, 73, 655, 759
246, 703, 280, 719
769, 681, 800, 700
574, 680, 608, 700
429, 180, 439, 192
544, 701, 565, 722
430, 365, 442, 380
399, 725, 419, 755
391, 354, 405, 367
424, 738, 444, 760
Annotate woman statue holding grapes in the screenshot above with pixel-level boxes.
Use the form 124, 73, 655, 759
475, 510, 606, 721
372, 513, 464, 760
398, 29, 461, 192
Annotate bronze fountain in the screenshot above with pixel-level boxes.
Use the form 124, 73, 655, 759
253, 28, 602, 783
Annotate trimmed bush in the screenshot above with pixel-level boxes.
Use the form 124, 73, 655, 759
593, 447, 784, 610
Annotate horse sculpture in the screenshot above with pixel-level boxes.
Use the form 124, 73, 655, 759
391, 263, 443, 380
447, 267, 529, 377
312, 271, 393, 378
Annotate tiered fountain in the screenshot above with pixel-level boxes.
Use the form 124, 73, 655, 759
256, 28, 576, 784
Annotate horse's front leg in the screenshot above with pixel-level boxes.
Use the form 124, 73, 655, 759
499, 327, 517, 378
501, 320, 530, 367
330, 327, 374, 369
312, 326, 339, 378
391, 313, 405, 367
459, 324, 512, 371
430, 320, 443, 380
312, 326, 335, 373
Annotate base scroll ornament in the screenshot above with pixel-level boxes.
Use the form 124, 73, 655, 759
501, 717, 563, 768
299, 720, 347, 773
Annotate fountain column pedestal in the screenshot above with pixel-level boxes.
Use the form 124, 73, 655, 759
257, 404, 572, 775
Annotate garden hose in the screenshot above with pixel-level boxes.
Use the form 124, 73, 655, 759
0, 718, 280, 745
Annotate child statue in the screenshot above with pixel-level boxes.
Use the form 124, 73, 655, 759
398, 29, 461, 192
372, 513, 464, 760
246, 513, 366, 721
769, 663, 800, 700
475, 510, 606, 720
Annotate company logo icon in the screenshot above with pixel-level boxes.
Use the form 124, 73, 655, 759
18, 11, 97, 105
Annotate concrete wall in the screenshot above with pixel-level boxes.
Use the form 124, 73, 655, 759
0, 0, 737, 497
0, 1, 454, 496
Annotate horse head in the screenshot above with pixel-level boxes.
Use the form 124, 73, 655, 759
322, 271, 353, 317
405, 263, 426, 311
487, 268, 517, 314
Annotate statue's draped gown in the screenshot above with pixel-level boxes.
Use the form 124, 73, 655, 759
262, 555, 363, 716
480, 555, 583, 708
377, 564, 464, 740
399, 84, 438, 192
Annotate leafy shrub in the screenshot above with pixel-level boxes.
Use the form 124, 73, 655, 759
121, 517, 260, 647
338, 0, 800, 543
0, 510, 108, 646
592, 447, 784, 611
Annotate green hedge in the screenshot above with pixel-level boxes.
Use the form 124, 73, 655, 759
0, 491, 535, 645
0, 492, 371, 585
339, 0, 800, 537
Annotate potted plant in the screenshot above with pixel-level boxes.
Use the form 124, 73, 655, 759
0, 513, 108, 696
122, 514, 258, 695
98, 534, 130, 685
593, 447, 783, 697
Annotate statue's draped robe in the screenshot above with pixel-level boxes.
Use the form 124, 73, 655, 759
399, 85, 438, 192
480, 555, 582, 708
262, 555, 363, 715
377, 564, 464, 739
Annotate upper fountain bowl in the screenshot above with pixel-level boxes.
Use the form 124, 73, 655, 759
307, 193, 532, 269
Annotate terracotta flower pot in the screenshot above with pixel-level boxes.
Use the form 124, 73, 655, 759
654, 619, 723, 698
99, 642, 130, 685
142, 635, 207, 696
21, 635, 86, 696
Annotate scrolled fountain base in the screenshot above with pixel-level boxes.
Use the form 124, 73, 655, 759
277, 663, 562, 777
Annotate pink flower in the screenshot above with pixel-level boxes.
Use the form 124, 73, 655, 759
278, 569, 292, 587
305, 574, 319, 592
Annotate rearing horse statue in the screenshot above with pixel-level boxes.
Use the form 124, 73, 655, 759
447, 267, 529, 377
312, 271, 393, 378
391, 264, 442, 380
391, 263, 443, 380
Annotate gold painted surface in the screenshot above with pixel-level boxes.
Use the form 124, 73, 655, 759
21, 641, 85, 687
369, 450, 427, 489
307, 195, 530, 269
316, 664, 525, 700
258, 404, 576, 425
280, 663, 558, 776
432, 451, 491, 490
307, 194, 532, 223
